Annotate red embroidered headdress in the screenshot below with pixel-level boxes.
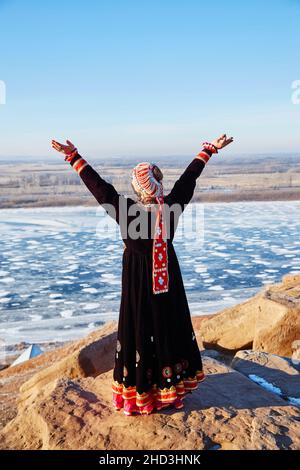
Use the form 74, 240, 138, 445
132, 162, 169, 295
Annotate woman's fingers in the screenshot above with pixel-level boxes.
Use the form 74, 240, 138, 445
52, 143, 62, 151
52, 140, 66, 153
52, 139, 76, 155
52, 140, 62, 148
224, 137, 234, 147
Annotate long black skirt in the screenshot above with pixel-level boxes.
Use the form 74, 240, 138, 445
112, 243, 205, 416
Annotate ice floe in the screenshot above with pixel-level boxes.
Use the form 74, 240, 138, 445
1, 201, 300, 344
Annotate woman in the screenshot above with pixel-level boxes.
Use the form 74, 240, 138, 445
51, 134, 233, 416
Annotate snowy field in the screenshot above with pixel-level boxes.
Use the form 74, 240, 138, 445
0, 201, 300, 346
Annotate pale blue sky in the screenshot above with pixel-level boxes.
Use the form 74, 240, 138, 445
0, 0, 299, 158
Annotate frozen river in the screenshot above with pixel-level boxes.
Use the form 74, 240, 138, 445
0, 201, 299, 346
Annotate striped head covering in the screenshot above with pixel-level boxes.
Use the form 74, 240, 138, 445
132, 162, 169, 295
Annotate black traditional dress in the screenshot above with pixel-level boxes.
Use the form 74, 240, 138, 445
67, 149, 211, 415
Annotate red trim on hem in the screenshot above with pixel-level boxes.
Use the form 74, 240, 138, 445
112, 370, 205, 416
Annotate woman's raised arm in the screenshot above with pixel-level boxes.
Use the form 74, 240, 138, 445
51, 139, 122, 223
166, 134, 233, 210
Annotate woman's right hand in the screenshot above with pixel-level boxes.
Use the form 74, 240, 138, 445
211, 134, 234, 150
51, 139, 77, 156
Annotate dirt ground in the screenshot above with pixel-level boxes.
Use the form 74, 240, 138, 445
0, 155, 300, 208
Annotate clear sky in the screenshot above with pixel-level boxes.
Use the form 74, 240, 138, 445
0, 0, 299, 159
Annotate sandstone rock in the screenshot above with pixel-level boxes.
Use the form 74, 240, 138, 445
265, 275, 300, 307
191, 314, 219, 350
1, 320, 118, 379
253, 307, 300, 357
292, 340, 300, 361
283, 274, 300, 284
1, 275, 300, 450
0, 316, 208, 432
232, 350, 300, 405
199, 294, 285, 351
19, 322, 117, 404
0, 321, 117, 430
199, 275, 300, 357
1, 356, 299, 450
202, 349, 234, 366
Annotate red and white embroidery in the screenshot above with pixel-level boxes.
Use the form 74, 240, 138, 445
195, 142, 218, 165
195, 150, 211, 164
152, 195, 169, 294
73, 157, 88, 175
64, 148, 78, 162
65, 149, 88, 175
162, 366, 173, 378
132, 163, 163, 199
132, 162, 169, 295
202, 142, 218, 154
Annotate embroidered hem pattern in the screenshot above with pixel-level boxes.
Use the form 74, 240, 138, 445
112, 370, 205, 416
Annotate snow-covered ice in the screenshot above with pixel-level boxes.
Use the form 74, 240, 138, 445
0, 201, 299, 346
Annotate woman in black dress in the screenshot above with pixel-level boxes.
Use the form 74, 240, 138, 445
52, 134, 233, 416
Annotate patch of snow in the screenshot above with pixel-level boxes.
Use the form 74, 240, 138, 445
248, 374, 300, 408
248, 374, 282, 396
60, 310, 74, 318
82, 287, 98, 294
0, 277, 15, 284
287, 396, 300, 406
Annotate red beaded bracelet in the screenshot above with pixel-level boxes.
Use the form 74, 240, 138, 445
202, 142, 218, 154
64, 148, 78, 162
